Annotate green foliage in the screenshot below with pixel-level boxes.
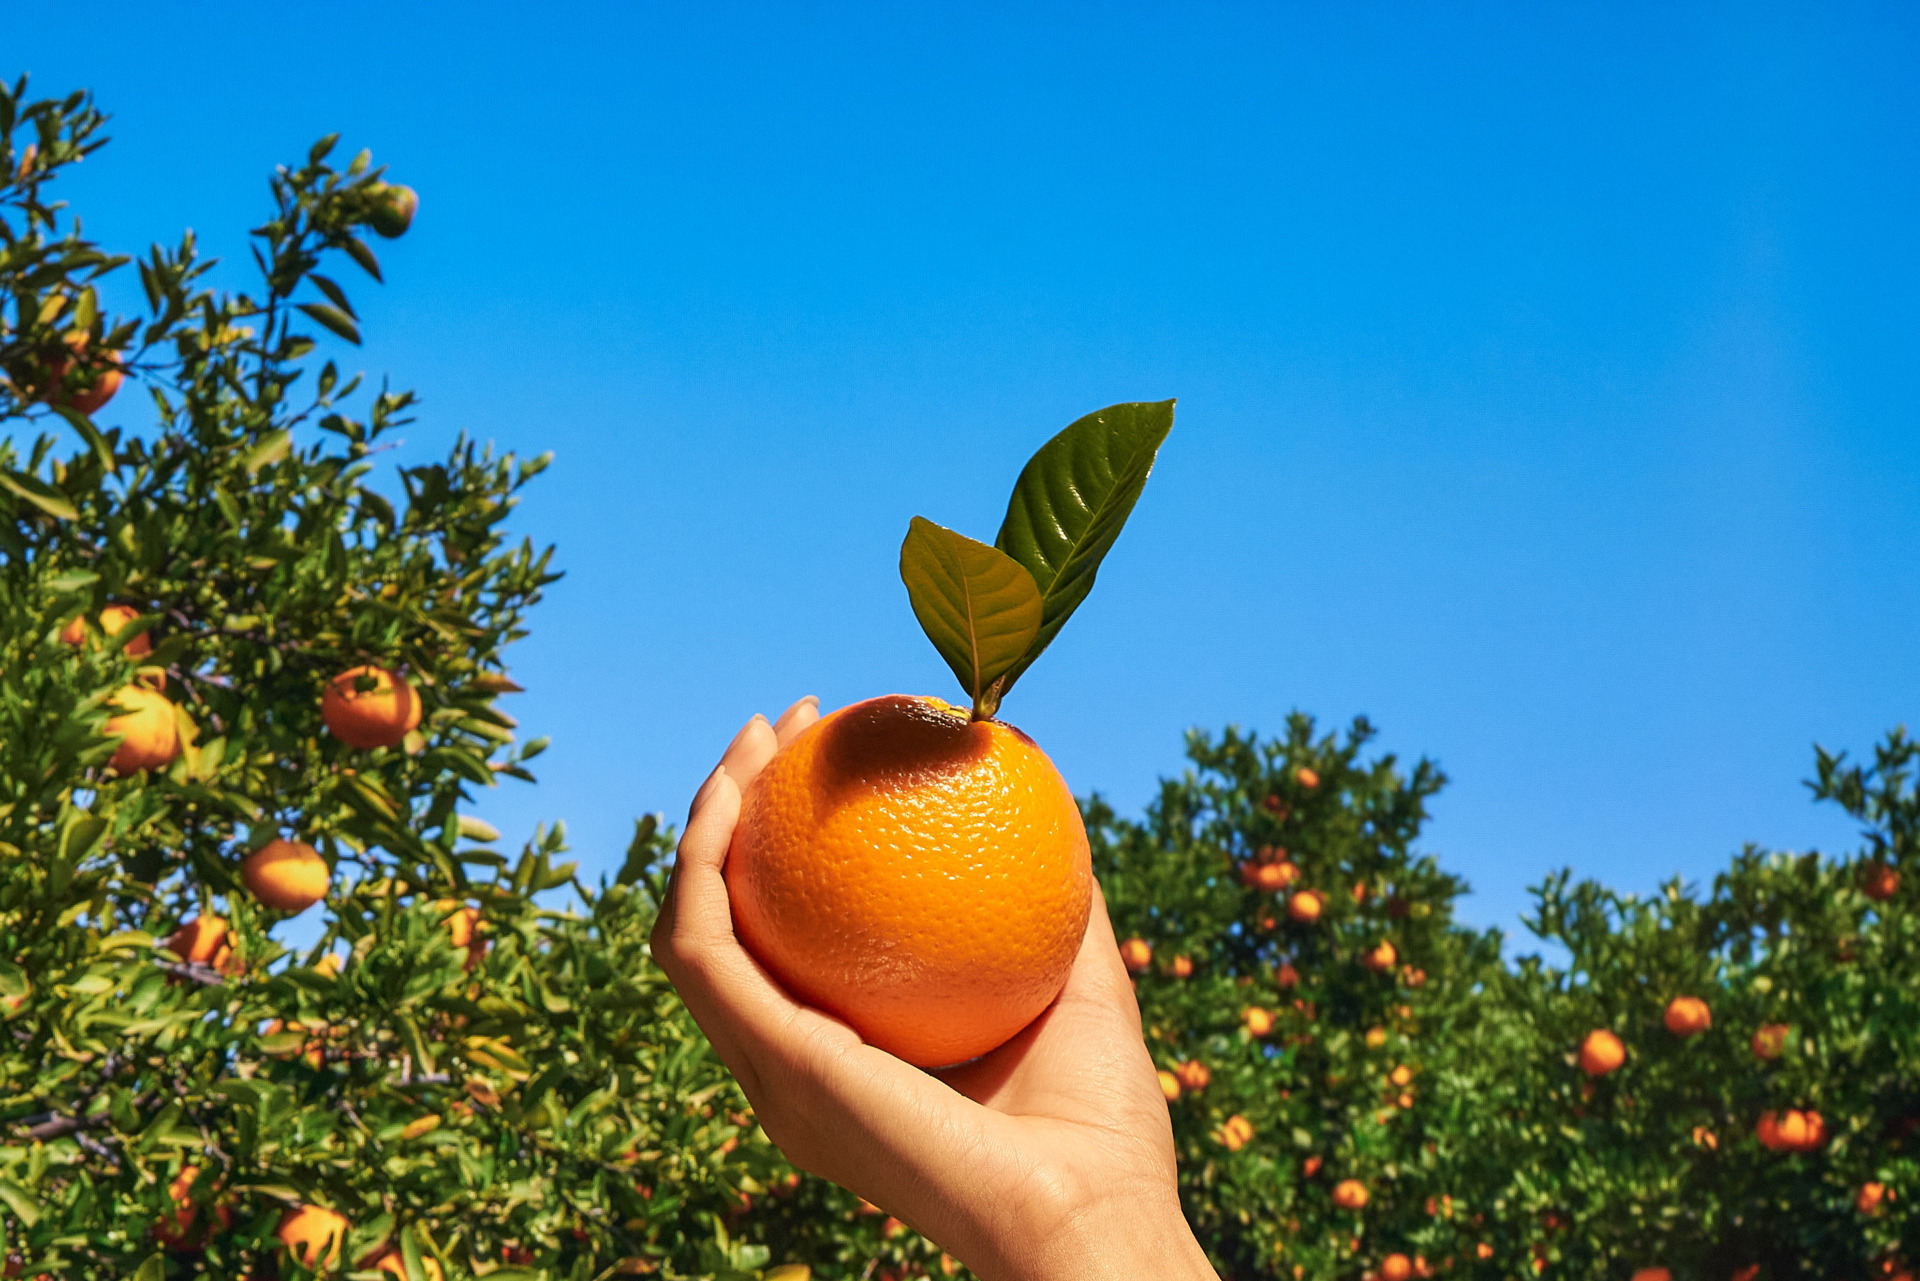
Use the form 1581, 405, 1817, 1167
1092, 716, 1919, 1279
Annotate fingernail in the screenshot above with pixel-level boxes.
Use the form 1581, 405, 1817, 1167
800, 695, 820, 708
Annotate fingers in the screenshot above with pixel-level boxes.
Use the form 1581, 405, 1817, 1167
716, 713, 781, 794
772, 694, 820, 747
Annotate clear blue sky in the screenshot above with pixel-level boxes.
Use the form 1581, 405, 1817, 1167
16, 3, 1920, 945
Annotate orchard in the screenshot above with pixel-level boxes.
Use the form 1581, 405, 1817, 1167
0, 78, 1913, 1280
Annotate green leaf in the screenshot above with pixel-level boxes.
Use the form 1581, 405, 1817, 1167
899, 516, 1042, 720
342, 235, 384, 282
47, 568, 99, 594
296, 302, 361, 345
992, 400, 1174, 693
0, 1179, 43, 1227
616, 814, 658, 887
0, 468, 79, 520
242, 428, 293, 473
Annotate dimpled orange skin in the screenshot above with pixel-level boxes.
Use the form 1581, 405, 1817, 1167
726, 694, 1093, 1068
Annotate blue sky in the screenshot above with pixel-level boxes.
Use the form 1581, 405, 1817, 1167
15, 3, 1920, 945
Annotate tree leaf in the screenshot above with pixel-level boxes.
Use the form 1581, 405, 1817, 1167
899, 516, 1042, 719
992, 399, 1174, 693
295, 302, 361, 345
0, 468, 79, 520
342, 235, 384, 282
242, 428, 292, 474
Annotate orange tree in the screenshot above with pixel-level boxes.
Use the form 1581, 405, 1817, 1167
1088, 715, 1917, 1281
0, 79, 819, 1281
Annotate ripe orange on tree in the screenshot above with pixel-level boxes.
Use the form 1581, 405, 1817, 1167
1862, 860, 1900, 901
1174, 1059, 1210, 1091
1631, 1269, 1672, 1281
1332, 1179, 1369, 1210
1243, 1006, 1274, 1037
1362, 940, 1397, 972
30, 331, 124, 416
241, 838, 329, 913
1751, 1022, 1790, 1060
60, 602, 150, 656
1579, 1029, 1626, 1077
1663, 996, 1711, 1036
1288, 889, 1324, 923
276, 1204, 348, 1271
1119, 937, 1153, 972
1857, 1182, 1890, 1215
323, 664, 421, 749
1157, 1069, 1181, 1101
1169, 953, 1193, 978
725, 403, 1172, 1066
104, 683, 178, 774
1381, 1254, 1414, 1281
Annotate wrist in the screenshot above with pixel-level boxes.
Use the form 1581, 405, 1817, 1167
972, 1183, 1217, 1281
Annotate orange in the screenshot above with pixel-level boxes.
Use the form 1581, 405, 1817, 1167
1157, 1069, 1181, 1101
1362, 940, 1397, 972
1254, 861, 1299, 891
276, 1204, 348, 1271
1692, 1125, 1717, 1149
1755, 1110, 1786, 1151
61, 603, 152, 656
1476, 1244, 1494, 1261
1863, 861, 1901, 902
726, 695, 1092, 1067
322, 665, 421, 750
1243, 1006, 1274, 1037
1218, 1114, 1254, 1150
105, 684, 178, 774
1390, 1065, 1413, 1087
1857, 1181, 1889, 1215
1169, 953, 1193, 978
1277, 962, 1300, 987
1174, 1060, 1210, 1091
1381, 1255, 1414, 1281
368, 1247, 444, 1281
1664, 996, 1711, 1036
1730, 1268, 1760, 1281
242, 839, 330, 913
1302, 1155, 1323, 1178
1332, 1179, 1368, 1210
366, 182, 419, 238
1288, 890, 1323, 923
166, 916, 230, 967
1296, 766, 1320, 789
1119, 937, 1153, 973
40, 334, 123, 416
1632, 1270, 1672, 1281
1751, 1023, 1790, 1061
1579, 1029, 1625, 1077
437, 900, 487, 970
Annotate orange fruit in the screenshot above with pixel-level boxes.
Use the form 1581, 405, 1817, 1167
368, 1247, 444, 1281
1755, 1110, 1785, 1151
1863, 861, 1901, 902
1692, 1125, 1717, 1149
1243, 1006, 1274, 1037
1303, 1155, 1323, 1178
1332, 1179, 1368, 1210
1277, 961, 1300, 987
1364, 1025, 1388, 1048
105, 684, 179, 774
61, 603, 152, 656
1730, 1267, 1760, 1281
1751, 1023, 1790, 1061
725, 695, 1092, 1067
1254, 861, 1299, 891
1296, 766, 1320, 789
1119, 937, 1153, 973
1857, 1181, 1889, 1214
242, 839, 330, 913
1362, 940, 1397, 972
322, 665, 421, 750
366, 182, 419, 238
1218, 1114, 1254, 1150
1157, 1069, 1181, 1101
40, 334, 123, 416
1174, 1059, 1210, 1091
1390, 1065, 1413, 1087
1288, 890, 1323, 923
276, 1204, 348, 1271
1632, 1270, 1672, 1281
165, 916, 230, 967
437, 900, 487, 970
1796, 1109, 1827, 1151
1170, 953, 1194, 978
1382, 1255, 1414, 1281
1476, 1244, 1495, 1260
1664, 996, 1711, 1036
1579, 1029, 1626, 1077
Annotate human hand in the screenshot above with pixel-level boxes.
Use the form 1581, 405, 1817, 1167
651, 698, 1218, 1281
